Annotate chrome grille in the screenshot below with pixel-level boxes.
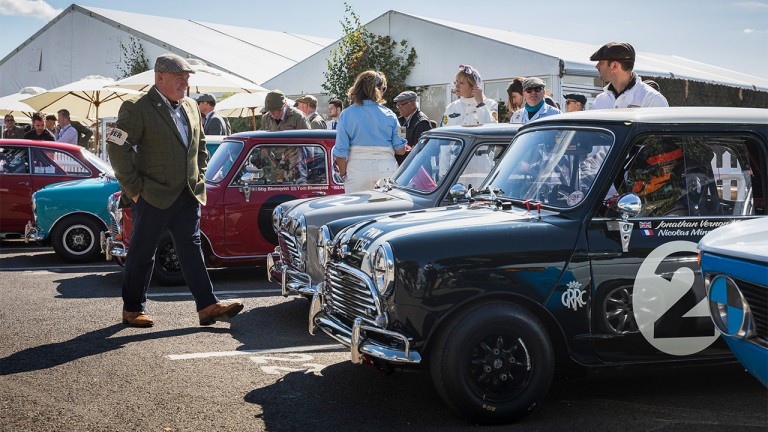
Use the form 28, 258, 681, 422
325, 262, 379, 327
109, 218, 120, 237
278, 230, 300, 266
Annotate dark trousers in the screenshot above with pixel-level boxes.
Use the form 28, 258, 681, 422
122, 191, 218, 312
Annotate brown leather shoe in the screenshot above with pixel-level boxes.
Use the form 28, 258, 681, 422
198, 300, 244, 326
122, 311, 154, 328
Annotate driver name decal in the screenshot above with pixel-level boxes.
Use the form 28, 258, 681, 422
636, 220, 733, 237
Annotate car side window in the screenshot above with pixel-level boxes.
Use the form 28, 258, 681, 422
30, 148, 90, 176
456, 143, 508, 190
233, 145, 327, 186
392, 137, 464, 192
615, 135, 764, 216
0, 146, 30, 174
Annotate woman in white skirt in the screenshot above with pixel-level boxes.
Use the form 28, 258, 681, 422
333, 70, 407, 193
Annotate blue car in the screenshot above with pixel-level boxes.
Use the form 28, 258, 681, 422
699, 218, 768, 387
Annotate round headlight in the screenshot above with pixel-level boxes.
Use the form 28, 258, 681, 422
272, 206, 284, 233
708, 275, 754, 338
372, 243, 395, 295
317, 225, 332, 266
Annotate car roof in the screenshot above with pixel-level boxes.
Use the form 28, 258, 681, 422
228, 129, 336, 140
528, 107, 768, 126
426, 123, 522, 137
0, 139, 85, 151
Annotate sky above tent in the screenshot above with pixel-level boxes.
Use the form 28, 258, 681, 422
0, 0, 766, 79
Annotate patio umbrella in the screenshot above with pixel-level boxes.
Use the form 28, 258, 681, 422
22, 75, 142, 154
216, 92, 293, 130
111, 59, 268, 94
0, 86, 46, 122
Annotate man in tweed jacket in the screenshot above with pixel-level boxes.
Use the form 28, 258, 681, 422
108, 53, 243, 328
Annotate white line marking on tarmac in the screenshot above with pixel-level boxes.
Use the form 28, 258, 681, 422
147, 289, 279, 298
167, 343, 344, 360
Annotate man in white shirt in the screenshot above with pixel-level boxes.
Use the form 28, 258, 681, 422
55, 109, 78, 144
326, 98, 343, 130
590, 42, 668, 110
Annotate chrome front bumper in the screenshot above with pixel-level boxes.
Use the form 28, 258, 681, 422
309, 292, 422, 365
267, 248, 316, 297
100, 231, 127, 261
24, 221, 44, 242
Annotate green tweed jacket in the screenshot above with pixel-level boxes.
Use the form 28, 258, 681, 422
108, 86, 208, 210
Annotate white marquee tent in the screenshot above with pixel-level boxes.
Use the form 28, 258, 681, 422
264, 11, 768, 121
0, 4, 333, 97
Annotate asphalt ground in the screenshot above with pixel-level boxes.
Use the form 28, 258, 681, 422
1, 239, 766, 431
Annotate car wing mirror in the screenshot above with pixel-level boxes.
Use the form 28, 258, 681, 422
606, 193, 642, 253
449, 183, 468, 203
239, 164, 265, 203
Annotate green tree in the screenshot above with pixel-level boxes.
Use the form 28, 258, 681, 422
116, 36, 150, 79
322, 3, 421, 109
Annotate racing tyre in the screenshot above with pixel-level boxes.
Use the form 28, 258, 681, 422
430, 302, 554, 424
152, 232, 185, 286
52, 215, 103, 263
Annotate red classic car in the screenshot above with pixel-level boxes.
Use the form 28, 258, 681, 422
0, 139, 113, 238
102, 130, 343, 284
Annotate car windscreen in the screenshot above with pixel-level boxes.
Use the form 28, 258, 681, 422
391, 137, 464, 192
206, 140, 245, 183
81, 149, 114, 177
483, 128, 614, 208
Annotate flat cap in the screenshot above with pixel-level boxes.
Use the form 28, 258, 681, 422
564, 93, 587, 105
393, 91, 417, 103
590, 42, 635, 62
154, 53, 195, 74
195, 93, 216, 103
295, 94, 318, 108
523, 77, 546, 89
264, 90, 286, 111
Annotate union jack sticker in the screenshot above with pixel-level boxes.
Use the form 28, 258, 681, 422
638, 221, 652, 229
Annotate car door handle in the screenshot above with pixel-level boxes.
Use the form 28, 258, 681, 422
18, 181, 30, 186
310, 191, 326, 196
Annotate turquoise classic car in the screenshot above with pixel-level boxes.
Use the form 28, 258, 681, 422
25, 172, 120, 262
25, 136, 226, 262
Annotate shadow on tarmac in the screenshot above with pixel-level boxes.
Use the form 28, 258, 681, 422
0, 324, 229, 375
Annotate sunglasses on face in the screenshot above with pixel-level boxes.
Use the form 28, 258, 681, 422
566, 100, 580, 104
525, 87, 544, 93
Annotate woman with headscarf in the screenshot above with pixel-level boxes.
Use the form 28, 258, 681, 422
333, 70, 407, 193
440, 64, 499, 126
